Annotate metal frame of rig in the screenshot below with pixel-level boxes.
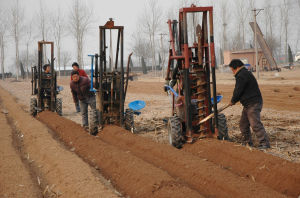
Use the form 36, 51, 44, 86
89, 19, 134, 133
165, 5, 228, 148
30, 41, 62, 117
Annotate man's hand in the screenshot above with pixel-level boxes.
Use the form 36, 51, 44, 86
164, 80, 169, 92
229, 101, 235, 106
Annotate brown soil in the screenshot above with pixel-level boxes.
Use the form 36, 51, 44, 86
37, 111, 202, 198
0, 68, 300, 197
0, 109, 41, 198
183, 139, 300, 197
38, 111, 289, 198
217, 84, 300, 112
0, 86, 119, 198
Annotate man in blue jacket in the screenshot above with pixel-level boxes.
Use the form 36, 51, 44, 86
229, 59, 270, 149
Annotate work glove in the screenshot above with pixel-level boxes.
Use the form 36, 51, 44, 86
164, 80, 170, 92
75, 102, 81, 112
169, 79, 176, 88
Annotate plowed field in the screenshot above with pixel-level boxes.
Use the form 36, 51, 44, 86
1, 68, 300, 197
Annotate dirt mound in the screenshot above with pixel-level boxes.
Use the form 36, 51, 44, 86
183, 139, 300, 197
98, 126, 291, 198
0, 86, 119, 198
37, 110, 287, 198
293, 87, 300, 91
0, 111, 41, 198
37, 111, 202, 198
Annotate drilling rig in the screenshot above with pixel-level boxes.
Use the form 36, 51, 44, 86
165, 5, 228, 148
88, 19, 134, 134
30, 41, 62, 116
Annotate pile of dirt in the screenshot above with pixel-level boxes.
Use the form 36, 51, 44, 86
183, 139, 300, 197
0, 86, 119, 198
38, 111, 290, 198
0, 110, 41, 198
37, 111, 202, 198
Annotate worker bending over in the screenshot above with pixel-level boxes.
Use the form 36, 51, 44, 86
229, 59, 270, 149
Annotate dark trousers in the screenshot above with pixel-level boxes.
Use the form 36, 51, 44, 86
239, 103, 270, 145
79, 95, 96, 126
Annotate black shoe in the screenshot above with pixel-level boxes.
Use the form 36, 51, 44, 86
83, 126, 89, 131
258, 144, 270, 150
242, 141, 253, 147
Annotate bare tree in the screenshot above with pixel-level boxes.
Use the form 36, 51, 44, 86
220, 0, 230, 51
234, 0, 248, 49
37, 0, 49, 40
0, 9, 8, 80
263, 1, 278, 56
282, 0, 290, 62
131, 30, 151, 60
140, 0, 163, 75
69, 0, 93, 67
130, 29, 152, 69
61, 51, 72, 76
51, 8, 65, 77
24, 20, 33, 79
10, 0, 24, 80
20, 51, 36, 74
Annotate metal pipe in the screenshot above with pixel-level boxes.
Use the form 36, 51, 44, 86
183, 12, 192, 142
115, 29, 121, 70
95, 54, 99, 89
38, 42, 42, 109
31, 66, 34, 95
50, 42, 55, 111
120, 28, 124, 126
209, 10, 218, 131
124, 52, 133, 100
103, 29, 107, 73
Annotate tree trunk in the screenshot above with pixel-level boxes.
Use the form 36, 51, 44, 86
151, 32, 156, 76
26, 43, 29, 80
0, 35, 4, 80
15, 36, 19, 81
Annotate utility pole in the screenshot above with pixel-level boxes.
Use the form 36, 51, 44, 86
253, 8, 264, 79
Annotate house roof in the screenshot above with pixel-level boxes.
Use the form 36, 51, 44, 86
231, 48, 263, 54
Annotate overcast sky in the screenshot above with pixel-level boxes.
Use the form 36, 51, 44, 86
0, 0, 299, 73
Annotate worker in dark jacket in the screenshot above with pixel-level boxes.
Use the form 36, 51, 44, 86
71, 62, 88, 112
229, 59, 270, 149
70, 70, 96, 131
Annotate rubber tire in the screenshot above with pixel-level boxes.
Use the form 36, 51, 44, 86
124, 109, 135, 133
56, 98, 62, 116
168, 116, 183, 149
217, 113, 229, 140
30, 97, 37, 116
89, 109, 98, 136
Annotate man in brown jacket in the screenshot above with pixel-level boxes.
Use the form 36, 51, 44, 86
70, 70, 96, 130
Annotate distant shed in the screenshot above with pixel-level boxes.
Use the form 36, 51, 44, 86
224, 49, 271, 70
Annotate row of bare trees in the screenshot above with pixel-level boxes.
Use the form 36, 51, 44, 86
131, 0, 299, 70
0, 0, 93, 80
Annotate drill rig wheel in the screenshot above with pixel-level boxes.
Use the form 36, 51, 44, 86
216, 113, 229, 140
125, 109, 135, 133
55, 98, 62, 116
89, 109, 98, 136
30, 97, 37, 116
168, 116, 184, 148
